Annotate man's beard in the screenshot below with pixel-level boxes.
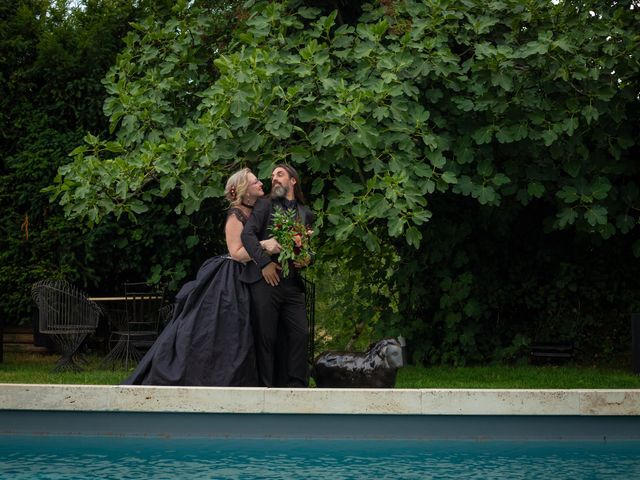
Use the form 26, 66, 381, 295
272, 184, 288, 198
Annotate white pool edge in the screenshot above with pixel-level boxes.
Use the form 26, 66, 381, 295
1, 384, 639, 416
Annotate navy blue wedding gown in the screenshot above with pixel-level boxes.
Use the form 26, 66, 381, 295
123, 209, 258, 386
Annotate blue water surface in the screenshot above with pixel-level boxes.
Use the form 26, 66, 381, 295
1, 436, 639, 479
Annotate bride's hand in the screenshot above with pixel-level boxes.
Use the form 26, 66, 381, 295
260, 238, 281, 255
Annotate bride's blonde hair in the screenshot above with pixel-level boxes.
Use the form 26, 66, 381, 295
224, 168, 252, 207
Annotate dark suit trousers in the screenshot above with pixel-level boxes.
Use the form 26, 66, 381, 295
249, 277, 309, 387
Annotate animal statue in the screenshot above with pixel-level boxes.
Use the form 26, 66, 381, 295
312, 338, 404, 388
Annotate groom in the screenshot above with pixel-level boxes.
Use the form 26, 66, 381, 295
240, 164, 314, 387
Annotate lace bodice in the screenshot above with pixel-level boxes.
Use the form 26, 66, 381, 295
227, 207, 249, 225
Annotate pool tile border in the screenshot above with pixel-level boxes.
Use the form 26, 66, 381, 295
1, 384, 639, 416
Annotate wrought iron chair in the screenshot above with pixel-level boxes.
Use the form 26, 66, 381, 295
31, 279, 102, 372
101, 282, 166, 369
157, 303, 175, 329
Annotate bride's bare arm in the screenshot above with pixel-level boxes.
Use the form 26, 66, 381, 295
226, 215, 252, 262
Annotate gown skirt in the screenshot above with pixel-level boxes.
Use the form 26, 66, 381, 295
123, 256, 258, 386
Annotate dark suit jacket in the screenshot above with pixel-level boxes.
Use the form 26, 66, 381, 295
240, 197, 314, 284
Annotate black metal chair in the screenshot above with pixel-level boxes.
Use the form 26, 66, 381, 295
157, 303, 175, 329
101, 282, 166, 369
31, 279, 102, 372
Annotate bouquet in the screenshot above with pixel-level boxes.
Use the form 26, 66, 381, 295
268, 208, 314, 278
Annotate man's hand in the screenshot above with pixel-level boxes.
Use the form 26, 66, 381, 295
262, 262, 281, 286
260, 238, 281, 255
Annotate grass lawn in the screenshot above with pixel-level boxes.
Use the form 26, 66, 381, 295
395, 364, 640, 389
0, 352, 131, 385
2, 352, 639, 388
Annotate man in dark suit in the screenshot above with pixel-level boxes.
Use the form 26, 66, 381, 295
240, 164, 314, 387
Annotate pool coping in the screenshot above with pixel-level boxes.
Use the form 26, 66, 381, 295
1, 384, 639, 416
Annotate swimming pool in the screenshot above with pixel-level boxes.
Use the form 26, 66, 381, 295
2, 435, 639, 479
1, 385, 639, 478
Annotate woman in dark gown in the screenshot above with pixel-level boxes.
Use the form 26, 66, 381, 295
123, 168, 280, 386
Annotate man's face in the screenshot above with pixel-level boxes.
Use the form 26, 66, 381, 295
271, 167, 296, 198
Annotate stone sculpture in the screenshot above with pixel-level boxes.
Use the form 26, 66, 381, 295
312, 338, 404, 388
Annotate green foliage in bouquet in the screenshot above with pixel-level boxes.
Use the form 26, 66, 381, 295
268, 208, 313, 278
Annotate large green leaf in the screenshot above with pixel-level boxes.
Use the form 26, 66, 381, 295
585, 205, 608, 227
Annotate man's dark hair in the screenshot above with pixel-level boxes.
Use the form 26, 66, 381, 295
273, 163, 306, 204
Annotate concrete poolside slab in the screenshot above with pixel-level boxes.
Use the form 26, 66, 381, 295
1, 384, 639, 416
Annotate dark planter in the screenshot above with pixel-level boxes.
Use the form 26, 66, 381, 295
0, 315, 3, 363
632, 313, 640, 375
529, 342, 573, 366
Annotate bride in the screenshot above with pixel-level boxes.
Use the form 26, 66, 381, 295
123, 168, 280, 386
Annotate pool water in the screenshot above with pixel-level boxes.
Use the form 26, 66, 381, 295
1, 436, 639, 479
